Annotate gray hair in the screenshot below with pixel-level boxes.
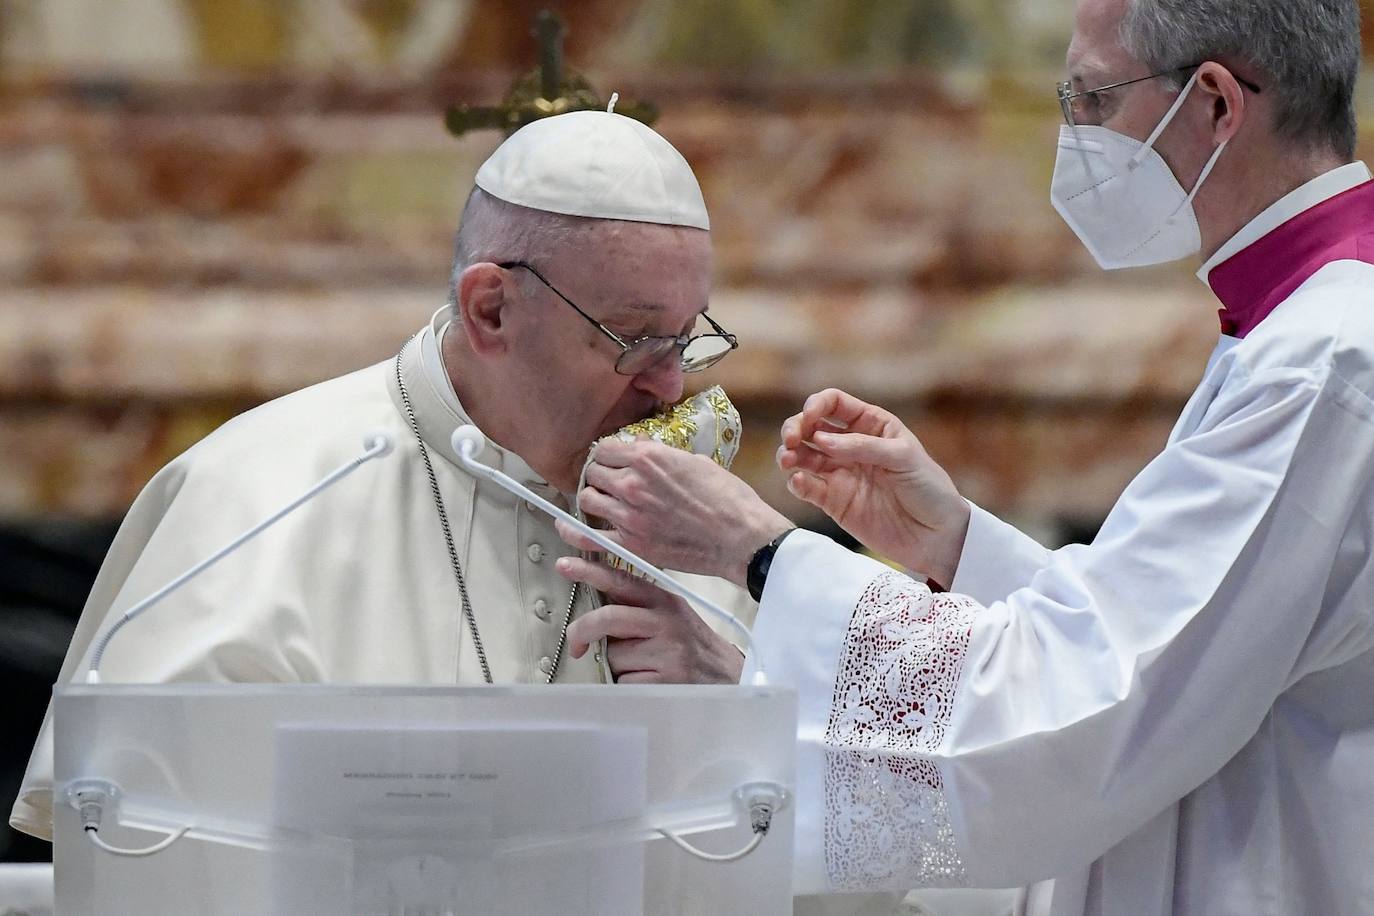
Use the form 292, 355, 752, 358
448, 188, 598, 302
1121, 0, 1361, 159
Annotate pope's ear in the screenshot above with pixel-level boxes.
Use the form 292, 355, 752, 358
456, 263, 511, 356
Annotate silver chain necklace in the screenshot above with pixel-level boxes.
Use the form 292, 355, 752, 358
394, 343, 578, 685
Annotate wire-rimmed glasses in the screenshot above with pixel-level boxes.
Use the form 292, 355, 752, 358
498, 261, 738, 376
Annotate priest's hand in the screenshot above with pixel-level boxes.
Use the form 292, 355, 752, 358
557, 557, 744, 684
562, 439, 794, 587
778, 388, 970, 588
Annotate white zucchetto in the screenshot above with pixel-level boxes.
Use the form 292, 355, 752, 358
474, 110, 710, 231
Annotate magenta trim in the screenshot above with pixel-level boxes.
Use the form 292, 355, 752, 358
1208, 180, 1374, 338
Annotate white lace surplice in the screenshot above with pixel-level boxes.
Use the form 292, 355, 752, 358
824, 573, 977, 891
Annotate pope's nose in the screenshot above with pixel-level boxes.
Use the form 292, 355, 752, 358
630, 354, 686, 404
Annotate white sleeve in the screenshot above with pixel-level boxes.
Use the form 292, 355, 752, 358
746, 365, 1367, 893
948, 503, 1052, 604
746, 534, 982, 894
9, 455, 323, 841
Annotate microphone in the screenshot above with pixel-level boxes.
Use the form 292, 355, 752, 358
449, 426, 768, 686
85, 434, 396, 683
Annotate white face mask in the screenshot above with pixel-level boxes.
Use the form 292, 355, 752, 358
1051, 70, 1228, 270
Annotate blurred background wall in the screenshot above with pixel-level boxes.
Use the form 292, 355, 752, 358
3, 0, 1374, 862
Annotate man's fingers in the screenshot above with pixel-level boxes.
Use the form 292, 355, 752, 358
808, 430, 911, 470
786, 470, 830, 508
583, 462, 635, 501
576, 486, 628, 528
800, 388, 865, 428
778, 443, 831, 475
566, 605, 661, 658
555, 517, 622, 554
586, 437, 642, 470
800, 388, 897, 439
555, 555, 631, 593
781, 414, 832, 462
555, 556, 664, 607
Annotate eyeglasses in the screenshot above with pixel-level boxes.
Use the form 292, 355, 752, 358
1058, 63, 1262, 127
497, 261, 739, 376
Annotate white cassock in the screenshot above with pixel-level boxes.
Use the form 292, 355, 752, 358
9, 320, 754, 833
746, 161, 1374, 915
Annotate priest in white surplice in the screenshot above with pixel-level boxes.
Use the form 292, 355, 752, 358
558, 2, 1374, 914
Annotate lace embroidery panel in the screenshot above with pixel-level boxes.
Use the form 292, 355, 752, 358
823, 570, 979, 890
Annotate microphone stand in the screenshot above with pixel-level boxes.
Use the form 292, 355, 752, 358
85, 434, 394, 684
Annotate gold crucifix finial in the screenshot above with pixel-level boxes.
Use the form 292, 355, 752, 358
445, 9, 659, 138
534, 9, 564, 104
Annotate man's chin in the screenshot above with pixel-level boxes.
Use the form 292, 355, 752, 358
559, 407, 661, 489
599, 404, 662, 440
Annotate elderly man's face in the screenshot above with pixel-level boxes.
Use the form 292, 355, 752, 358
1066, 0, 1217, 199
503, 221, 713, 491
1067, 0, 1169, 136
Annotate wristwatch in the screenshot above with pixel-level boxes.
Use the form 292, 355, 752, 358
747, 528, 797, 602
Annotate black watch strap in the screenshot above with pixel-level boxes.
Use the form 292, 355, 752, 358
747, 528, 797, 602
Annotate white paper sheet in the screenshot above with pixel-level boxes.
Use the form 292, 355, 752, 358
272, 722, 647, 916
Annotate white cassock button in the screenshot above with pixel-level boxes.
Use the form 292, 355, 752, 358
527, 543, 545, 562
538, 656, 554, 675
533, 598, 550, 620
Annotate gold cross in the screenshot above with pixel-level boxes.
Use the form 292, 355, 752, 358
445, 10, 658, 138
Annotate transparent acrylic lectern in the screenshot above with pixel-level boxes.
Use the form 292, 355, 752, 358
52, 684, 796, 915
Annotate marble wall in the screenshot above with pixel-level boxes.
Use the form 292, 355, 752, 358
7, 0, 1327, 538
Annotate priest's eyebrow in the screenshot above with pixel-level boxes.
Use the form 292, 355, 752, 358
1067, 55, 1112, 89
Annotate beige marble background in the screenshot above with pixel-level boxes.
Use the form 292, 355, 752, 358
3, 0, 1373, 540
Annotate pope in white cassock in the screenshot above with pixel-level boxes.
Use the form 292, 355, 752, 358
9, 113, 760, 784
9, 108, 993, 916
559, 1, 1374, 914
11, 107, 759, 877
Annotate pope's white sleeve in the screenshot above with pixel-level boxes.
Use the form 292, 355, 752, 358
9, 454, 325, 842
748, 364, 1367, 893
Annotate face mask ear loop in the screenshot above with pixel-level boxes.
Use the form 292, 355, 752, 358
1164, 137, 1228, 225
1128, 69, 1203, 170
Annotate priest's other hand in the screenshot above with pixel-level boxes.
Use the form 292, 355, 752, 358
562, 439, 794, 587
556, 557, 744, 684
778, 388, 971, 588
